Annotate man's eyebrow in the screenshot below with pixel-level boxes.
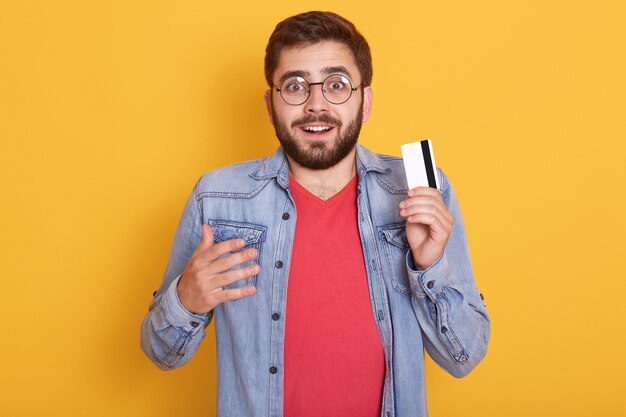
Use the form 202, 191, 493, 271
277, 70, 311, 85
276, 66, 353, 85
321, 66, 352, 78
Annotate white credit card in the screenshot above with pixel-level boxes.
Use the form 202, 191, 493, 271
401, 140, 440, 190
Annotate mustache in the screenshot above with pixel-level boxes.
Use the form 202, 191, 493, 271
291, 114, 342, 128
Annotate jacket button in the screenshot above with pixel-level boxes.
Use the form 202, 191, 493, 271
269, 366, 277, 374
426, 280, 435, 289
152, 290, 157, 296
272, 313, 280, 321
275, 261, 283, 269
441, 326, 448, 334
282, 212, 290, 220
480, 293, 485, 300
191, 321, 199, 328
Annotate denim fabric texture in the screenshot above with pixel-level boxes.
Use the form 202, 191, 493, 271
140, 144, 490, 417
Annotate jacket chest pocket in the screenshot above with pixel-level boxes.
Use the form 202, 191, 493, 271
208, 220, 266, 290
378, 222, 413, 298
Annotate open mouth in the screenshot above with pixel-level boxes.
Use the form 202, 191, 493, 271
299, 125, 335, 135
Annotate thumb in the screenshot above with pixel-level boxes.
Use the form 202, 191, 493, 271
200, 224, 214, 247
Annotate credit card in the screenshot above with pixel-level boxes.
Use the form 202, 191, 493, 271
401, 140, 440, 190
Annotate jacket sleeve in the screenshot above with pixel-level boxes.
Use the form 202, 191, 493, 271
406, 170, 490, 377
140, 181, 212, 370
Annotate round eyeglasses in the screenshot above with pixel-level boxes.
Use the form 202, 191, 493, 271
274, 74, 361, 106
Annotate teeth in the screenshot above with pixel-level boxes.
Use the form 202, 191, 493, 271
303, 126, 331, 132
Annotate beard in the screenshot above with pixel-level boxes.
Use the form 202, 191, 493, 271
271, 100, 363, 170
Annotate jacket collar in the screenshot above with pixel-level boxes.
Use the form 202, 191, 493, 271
355, 143, 390, 177
249, 144, 391, 188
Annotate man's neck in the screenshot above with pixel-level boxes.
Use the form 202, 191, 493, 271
287, 147, 357, 201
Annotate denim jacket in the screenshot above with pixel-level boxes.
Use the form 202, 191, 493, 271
140, 144, 490, 417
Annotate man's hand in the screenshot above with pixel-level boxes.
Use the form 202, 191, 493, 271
177, 224, 260, 314
399, 187, 454, 270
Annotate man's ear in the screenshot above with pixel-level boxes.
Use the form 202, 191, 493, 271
361, 86, 373, 123
263, 90, 274, 125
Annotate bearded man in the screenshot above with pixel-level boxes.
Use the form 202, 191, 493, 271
141, 11, 490, 417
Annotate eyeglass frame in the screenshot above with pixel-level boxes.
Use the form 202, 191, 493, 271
273, 74, 363, 106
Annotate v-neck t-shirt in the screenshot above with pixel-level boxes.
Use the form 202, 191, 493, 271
283, 175, 385, 417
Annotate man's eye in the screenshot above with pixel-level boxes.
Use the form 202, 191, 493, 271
328, 81, 346, 91
286, 83, 306, 93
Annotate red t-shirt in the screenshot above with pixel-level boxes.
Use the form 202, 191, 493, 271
283, 175, 385, 417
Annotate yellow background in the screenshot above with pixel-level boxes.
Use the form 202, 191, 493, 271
1, 0, 625, 416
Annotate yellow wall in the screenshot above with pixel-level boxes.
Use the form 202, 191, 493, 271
1, 1, 625, 416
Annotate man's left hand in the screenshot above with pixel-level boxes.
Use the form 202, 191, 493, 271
399, 187, 454, 269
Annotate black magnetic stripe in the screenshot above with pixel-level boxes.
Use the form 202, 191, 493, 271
420, 140, 437, 188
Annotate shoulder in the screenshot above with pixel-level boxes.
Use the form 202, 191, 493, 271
194, 157, 272, 199
372, 153, 410, 195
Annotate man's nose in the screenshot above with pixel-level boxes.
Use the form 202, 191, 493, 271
303, 84, 329, 113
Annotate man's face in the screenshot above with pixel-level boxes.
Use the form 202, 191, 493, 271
264, 41, 373, 170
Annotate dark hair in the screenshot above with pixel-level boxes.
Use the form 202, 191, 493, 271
264, 11, 373, 87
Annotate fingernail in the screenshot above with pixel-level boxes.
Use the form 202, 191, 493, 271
238, 239, 246, 248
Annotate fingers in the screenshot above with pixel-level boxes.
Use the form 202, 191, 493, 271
194, 223, 260, 277
404, 212, 452, 237
213, 285, 257, 303
178, 224, 262, 314
399, 200, 453, 225
197, 264, 259, 310
178, 251, 259, 313
183, 277, 257, 314
402, 187, 446, 208
400, 187, 444, 210
213, 263, 261, 289
399, 187, 454, 225
206, 238, 248, 261
200, 224, 214, 247
197, 245, 256, 278
408, 186, 438, 196
194, 224, 249, 264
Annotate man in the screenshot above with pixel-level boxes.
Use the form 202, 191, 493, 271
141, 11, 489, 417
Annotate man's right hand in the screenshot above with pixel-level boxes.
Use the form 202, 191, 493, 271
177, 224, 259, 314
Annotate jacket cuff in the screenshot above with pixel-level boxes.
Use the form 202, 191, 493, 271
163, 274, 211, 332
406, 251, 453, 298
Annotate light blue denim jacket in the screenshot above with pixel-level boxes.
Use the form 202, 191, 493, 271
141, 144, 490, 417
